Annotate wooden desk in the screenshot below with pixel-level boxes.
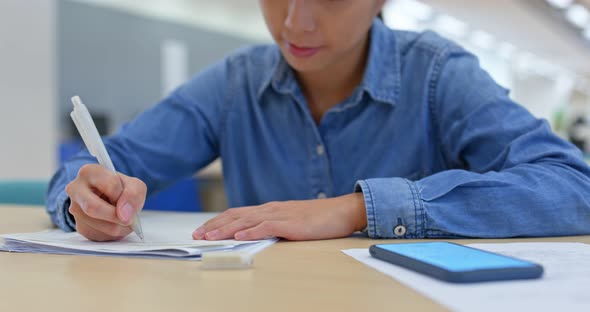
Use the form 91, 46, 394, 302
1, 206, 589, 312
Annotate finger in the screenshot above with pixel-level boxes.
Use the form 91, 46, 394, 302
68, 183, 120, 224
68, 199, 84, 217
115, 174, 147, 225
192, 208, 248, 239
234, 221, 283, 241
201, 217, 260, 241
76, 218, 121, 242
78, 164, 124, 203
70, 203, 132, 239
192, 214, 228, 240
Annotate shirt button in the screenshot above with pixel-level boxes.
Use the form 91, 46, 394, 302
316, 144, 325, 156
317, 192, 327, 199
394, 225, 407, 237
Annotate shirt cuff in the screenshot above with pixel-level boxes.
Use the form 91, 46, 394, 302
54, 190, 76, 232
354, 178, 425, 239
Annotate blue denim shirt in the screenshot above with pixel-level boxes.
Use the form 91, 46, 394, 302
47, 19, 590, 239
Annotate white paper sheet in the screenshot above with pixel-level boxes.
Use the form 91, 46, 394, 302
1, 211, 273, 260
343, 243, 590, 312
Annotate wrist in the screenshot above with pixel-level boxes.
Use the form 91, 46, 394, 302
347, 193, 368, 232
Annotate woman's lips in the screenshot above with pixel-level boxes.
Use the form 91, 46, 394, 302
286, 42, 321, 58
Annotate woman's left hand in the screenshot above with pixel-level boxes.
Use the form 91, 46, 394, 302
192, 193, 368, 241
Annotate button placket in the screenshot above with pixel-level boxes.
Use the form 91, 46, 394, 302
316, 144, 325, 157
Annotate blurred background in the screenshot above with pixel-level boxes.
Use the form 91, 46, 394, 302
0, 0, 589, 212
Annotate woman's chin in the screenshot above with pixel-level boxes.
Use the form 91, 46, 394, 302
282, 55, 328, 74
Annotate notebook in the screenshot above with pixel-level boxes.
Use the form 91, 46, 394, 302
0, 211, 274, 260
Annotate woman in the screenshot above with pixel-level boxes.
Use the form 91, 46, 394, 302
48, 0, 590, 242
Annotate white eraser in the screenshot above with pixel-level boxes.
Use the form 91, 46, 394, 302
200, 251, 253, 270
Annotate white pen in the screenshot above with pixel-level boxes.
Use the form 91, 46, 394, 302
70, 95, 145, 241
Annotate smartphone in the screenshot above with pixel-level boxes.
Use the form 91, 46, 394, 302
369, 242, 543, 283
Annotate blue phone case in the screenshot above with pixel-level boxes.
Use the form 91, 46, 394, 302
369, 242, 543, 283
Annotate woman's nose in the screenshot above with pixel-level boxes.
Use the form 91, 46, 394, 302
285, 0, 316, 34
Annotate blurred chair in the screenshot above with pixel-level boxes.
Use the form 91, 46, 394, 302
0, 180, 48, 206
142, 178, 201, 212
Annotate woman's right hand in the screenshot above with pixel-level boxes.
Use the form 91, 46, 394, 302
65, 164, 147, 242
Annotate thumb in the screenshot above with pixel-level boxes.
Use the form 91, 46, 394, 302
115, 174, 147, 225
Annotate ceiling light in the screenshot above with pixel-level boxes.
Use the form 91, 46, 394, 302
433, 15, 468, 38
498, 42, 517, 59
546, 0, 574, 9
396, 0, 434, 22
382, 2, 421, 31
470, 30, 495, 50
565, 4, 590, 28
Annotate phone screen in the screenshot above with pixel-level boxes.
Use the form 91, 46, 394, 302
375, 242, 536, 272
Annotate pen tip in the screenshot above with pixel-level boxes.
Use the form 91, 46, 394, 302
71, 95, 82, 106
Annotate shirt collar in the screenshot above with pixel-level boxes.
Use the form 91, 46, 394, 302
256, 47, 297, 99
258, 18, 400, 106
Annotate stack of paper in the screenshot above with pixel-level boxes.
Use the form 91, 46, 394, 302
0, 211, 274, 261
